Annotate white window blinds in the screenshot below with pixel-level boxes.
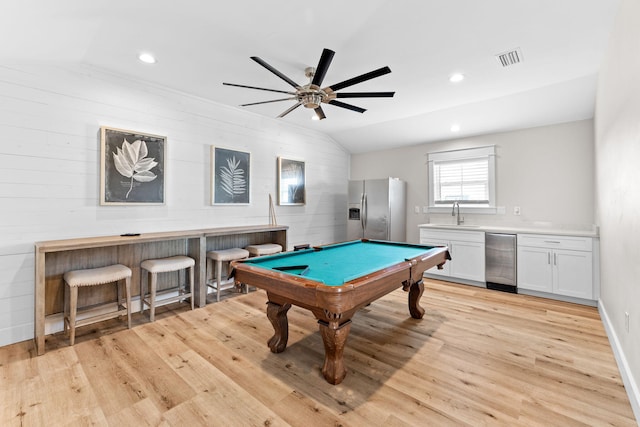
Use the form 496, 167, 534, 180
433, 157, 489, 204
427, 146, 495, 209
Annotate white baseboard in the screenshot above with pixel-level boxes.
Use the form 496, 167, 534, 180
599, 300, 640, 422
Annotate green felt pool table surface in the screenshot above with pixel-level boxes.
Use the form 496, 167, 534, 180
242, 239, 440, 286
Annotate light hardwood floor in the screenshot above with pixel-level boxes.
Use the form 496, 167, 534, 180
1, 280, 636, 426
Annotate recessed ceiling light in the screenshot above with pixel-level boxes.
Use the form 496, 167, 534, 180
138, 53, 156, 64
449, 73, 465, 83
311, 115, 320, 121
450, 124, 461, 132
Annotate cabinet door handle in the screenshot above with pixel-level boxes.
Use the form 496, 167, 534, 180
544, 240, 561, 244
547, 252, 551, 264
553, 253, 557, 266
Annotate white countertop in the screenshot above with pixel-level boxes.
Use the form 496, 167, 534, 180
418, 223, 599, 238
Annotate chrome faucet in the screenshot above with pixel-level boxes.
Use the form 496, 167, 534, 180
452, 201, 464, 225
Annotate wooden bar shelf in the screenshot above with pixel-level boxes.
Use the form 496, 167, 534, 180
34, 224, 288, 355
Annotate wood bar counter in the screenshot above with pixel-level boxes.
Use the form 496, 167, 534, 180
34, 224, 287, 355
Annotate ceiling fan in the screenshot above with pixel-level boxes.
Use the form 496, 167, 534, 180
223, 48, 394, 120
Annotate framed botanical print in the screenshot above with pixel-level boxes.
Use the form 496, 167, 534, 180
211, 146, 251, 205
100, 126, 166, 205
278, 157, 305, 205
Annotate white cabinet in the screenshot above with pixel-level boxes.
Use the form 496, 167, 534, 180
420, 228, 485, 283
517, 234, 594, 300
517, 246, 553, 292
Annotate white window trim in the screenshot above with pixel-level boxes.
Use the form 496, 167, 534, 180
427, 145, 496, 214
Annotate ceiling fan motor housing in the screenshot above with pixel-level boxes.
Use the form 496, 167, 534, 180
300, 84, 327, 109
302, 93, 323, 109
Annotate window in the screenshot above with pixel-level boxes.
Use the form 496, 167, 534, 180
433, 157, 489, 204
427, 146, 496, 213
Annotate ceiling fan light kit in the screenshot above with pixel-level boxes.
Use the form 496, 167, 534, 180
223, 48, 395, 120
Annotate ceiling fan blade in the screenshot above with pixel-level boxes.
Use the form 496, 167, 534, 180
325, 66, 392, 92
223, 82, 297, 95
251, 56, 301, 89
328, 100, 367, 113
336, 91, 395, 98
241, 97, 298, 107
277, 102, 303, 118
311, 48, 335, 87
314, 106, 326, 120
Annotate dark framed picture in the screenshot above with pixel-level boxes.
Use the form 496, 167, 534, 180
100, 126, 166, 205
278, 157, 305, 205
211, 146, 250, 205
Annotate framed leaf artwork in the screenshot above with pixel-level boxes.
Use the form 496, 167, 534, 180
278, 157, 305, 205
211, 147, 250, 205
100, 126, 166, 205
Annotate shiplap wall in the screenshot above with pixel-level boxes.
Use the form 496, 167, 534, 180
0, 64, 349, 347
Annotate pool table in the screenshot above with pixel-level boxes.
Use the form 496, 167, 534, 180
231, 239, 451, 384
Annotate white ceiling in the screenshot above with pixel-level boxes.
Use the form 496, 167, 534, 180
0, 0, 620, 153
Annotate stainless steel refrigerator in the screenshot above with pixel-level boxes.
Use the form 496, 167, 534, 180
347, 178, 406, 241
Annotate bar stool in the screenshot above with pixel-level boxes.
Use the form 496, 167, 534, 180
243, 244, 282, 293
206, 248, 249, 301
63, 264, 132, 346
140, 255, 195, 322
245, 243, 283, 257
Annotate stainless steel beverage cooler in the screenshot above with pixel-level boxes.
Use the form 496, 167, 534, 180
485, 233, 517, 293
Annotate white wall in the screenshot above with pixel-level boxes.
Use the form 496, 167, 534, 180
595, 0, 640, 418
350, 120, 595, 243
0, 64, 349, 347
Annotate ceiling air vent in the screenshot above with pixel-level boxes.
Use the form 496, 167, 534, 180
496, 48, 523, 67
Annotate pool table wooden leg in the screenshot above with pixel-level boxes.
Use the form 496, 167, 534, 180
266, 301, 291, 353
408, 279, 425, 319
318, 318, 352, 385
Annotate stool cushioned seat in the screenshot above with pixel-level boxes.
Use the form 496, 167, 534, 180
208, 248, 250, 261
141, 255, 195, 322
64, 264, 132, 287
63, 264, 132, 346
141, 255, 195, 273
245, 243, 283, 257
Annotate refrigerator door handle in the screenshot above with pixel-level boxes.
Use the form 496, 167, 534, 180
362, 193, 367, 232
